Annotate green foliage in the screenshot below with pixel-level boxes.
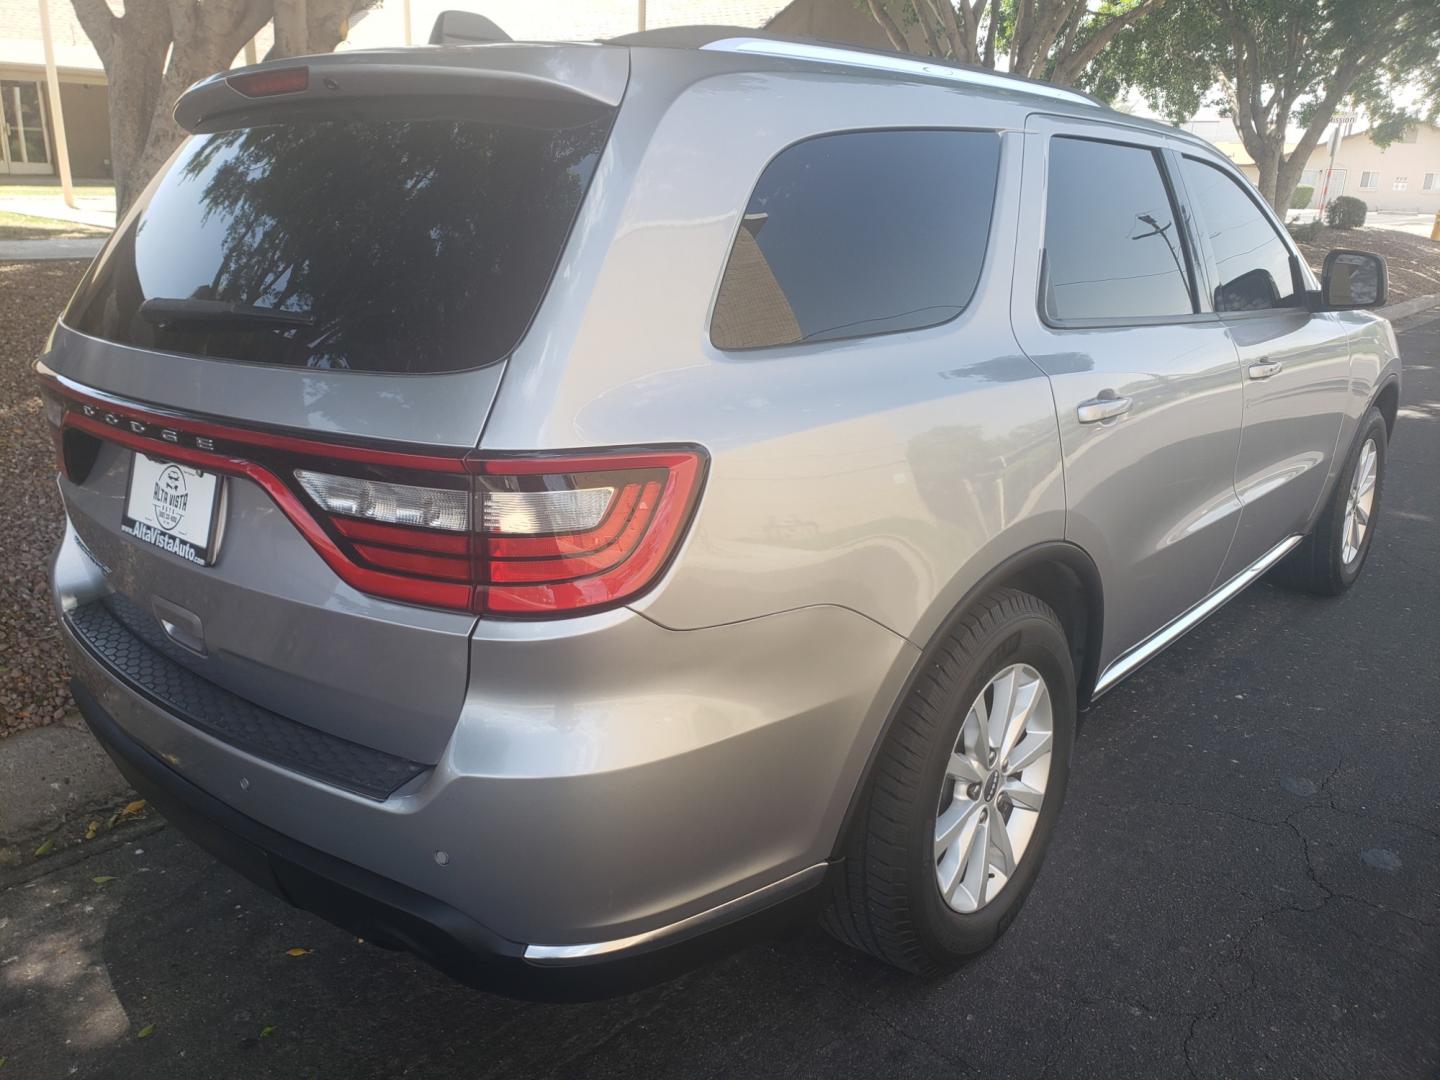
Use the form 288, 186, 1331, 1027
1287, 220, 1324, 243
1326, 196, 1368, 228
1081, 0, 1440, 208
1289, 185, 1315, 210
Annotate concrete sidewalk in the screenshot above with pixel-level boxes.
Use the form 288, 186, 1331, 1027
0, 187, 116, 231
0, 714, 133, 868
0, 237, 106, 261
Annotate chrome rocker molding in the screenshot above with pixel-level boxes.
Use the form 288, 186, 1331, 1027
1092, 534, 1304, 697
524, 863, 827, 966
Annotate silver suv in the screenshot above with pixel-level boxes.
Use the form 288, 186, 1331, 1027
41, 30, 1400, 999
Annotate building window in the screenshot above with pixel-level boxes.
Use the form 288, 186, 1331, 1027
1424, 173, 1438, 192
1393, 177, 1408, 191
1360, 171, 1380, 190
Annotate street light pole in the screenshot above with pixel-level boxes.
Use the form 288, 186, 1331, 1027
37, 0, 75, 209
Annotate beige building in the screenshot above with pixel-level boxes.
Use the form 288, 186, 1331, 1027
1296, 123, 1440, 213
0, 0, 897, 184
0, 0, 111, 177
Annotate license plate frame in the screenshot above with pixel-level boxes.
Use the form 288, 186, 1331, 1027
122, 452, 224, 566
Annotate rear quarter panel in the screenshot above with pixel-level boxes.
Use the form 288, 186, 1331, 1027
481, 64, 1066, 645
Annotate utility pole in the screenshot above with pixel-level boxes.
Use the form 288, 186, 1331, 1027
1316, 114, 1352, 219
37, 0, 75, 209
638, 0, 646, 32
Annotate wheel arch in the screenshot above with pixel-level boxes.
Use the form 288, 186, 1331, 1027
1373, 374, 1400, 438
829, 541, 1104, 859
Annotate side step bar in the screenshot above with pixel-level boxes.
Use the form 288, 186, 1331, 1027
1093, 534, 1303, 697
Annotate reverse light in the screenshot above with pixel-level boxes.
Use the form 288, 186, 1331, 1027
295, 471, 470, 532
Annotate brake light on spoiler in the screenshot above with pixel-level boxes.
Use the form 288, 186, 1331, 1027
40, 376, 705, 617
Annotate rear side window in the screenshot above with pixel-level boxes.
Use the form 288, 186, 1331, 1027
1043, 136, 1195, 322
710, 130, 1000, 350
65, 107, 613, 373
1179, 157, 1301, 312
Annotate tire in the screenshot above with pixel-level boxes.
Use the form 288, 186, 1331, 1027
822, 587, 1076, 974
1270, 406, 1388, 596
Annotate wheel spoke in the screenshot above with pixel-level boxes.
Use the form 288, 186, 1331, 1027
935, 798, 982, 860
967, 696, 991, 763
1002, 778, 1045, 811
969, 813, 991, 909
986, 669, 1018, 756
947, 751, 986, 784
989, 812, 1016, 877
1006, 730, 1053, 773
997, 675, 1040, 763
1355, 501, 1369, 527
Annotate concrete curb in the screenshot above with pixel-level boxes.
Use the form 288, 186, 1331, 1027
1377, 293, 1440, 323
0, 714, 134, 856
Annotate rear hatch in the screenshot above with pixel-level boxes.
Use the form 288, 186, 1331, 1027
40, 45, 626, 768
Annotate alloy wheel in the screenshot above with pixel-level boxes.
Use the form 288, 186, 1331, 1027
934, 663, 1054, 914
1342, 437, 1378, 565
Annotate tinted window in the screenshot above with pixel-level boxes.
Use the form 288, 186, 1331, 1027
1043, 137, 1195, 322
1180, 157, 1300, 312
710, 130, 1000, 350
66, 108, 613, 373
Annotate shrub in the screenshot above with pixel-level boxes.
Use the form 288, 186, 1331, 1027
1287, 220, 1323, 244
1325, 195, 1368, 228
1289, 184, 1314, 210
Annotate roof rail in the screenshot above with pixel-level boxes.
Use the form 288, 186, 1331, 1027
699, 37, 1099, 108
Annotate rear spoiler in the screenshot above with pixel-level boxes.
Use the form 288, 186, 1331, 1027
174, 45, 629, 133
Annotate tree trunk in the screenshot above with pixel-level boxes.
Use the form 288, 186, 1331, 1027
72, 0, 174, 216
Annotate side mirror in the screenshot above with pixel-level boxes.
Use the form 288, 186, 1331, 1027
1319, 249, 1387, 310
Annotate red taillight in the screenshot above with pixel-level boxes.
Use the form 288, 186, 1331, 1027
42, 374, 705, 618
293, 450, 705, 616
227, 67, 309, 98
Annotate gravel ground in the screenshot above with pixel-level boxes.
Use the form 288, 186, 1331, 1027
1298, 226, 1440, 304
0, 260, 86, 737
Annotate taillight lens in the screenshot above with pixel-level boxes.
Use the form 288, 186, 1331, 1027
292, 449, 705, 617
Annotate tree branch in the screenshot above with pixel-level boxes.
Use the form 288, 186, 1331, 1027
867, 0, 909, 53
70, 0, 117, 62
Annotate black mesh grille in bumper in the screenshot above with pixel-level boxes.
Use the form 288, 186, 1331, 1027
67, 600, 427, 801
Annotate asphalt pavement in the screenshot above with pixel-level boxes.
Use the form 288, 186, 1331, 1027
3, 316, 1438, 1080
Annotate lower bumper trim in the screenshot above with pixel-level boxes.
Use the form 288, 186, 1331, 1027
70, 677, 826, 1000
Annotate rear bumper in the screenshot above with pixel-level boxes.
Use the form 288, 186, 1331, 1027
71, 676, 825, 1000
53, 520, 915, 996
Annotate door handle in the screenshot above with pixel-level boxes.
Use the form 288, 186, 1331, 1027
1076, 394, 1133, 424
1248, 359, 1284, 380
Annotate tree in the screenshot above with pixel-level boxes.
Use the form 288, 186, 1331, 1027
1084, 0, 1440, 211
72, 0, 375, 215
863, 0, 1169, 86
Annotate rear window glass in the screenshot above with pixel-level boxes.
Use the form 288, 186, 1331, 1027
65, 108, 613, 373
710, 130, 1000, 350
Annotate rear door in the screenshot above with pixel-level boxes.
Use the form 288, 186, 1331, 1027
1172, 153, 1351, 582
1011, 116, 1245, 676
